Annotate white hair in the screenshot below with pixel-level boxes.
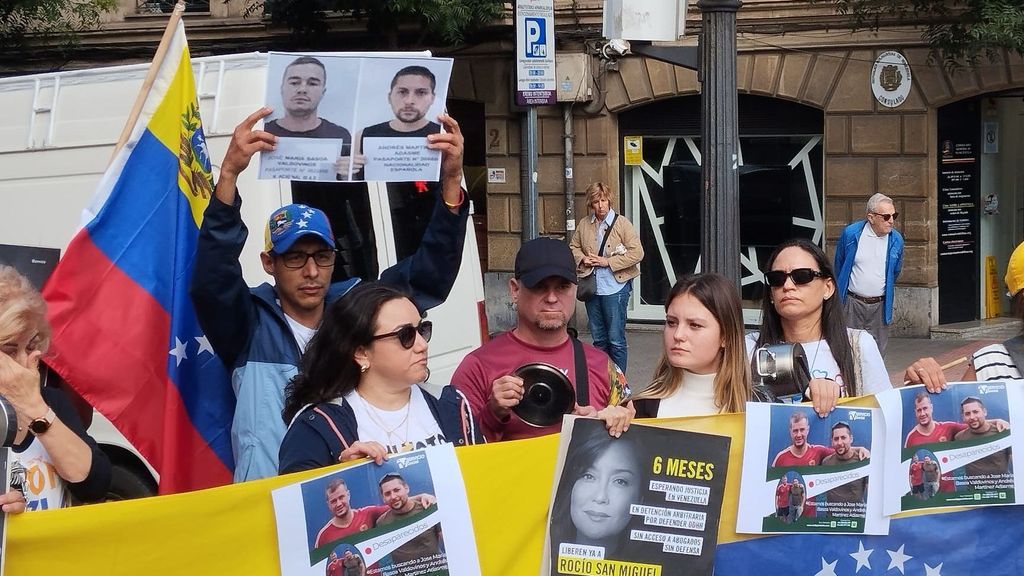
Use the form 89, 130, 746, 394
866, 193, 893, 213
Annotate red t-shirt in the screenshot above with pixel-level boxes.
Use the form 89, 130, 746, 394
771, 444, 833, 468
452, 332, 619, 441
904, 421, 965, 492
775, 483, 791, 507
909, 461, 923, 485
315, 505, 389, 548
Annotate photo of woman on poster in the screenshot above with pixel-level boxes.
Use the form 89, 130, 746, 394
549, 429, 646, 567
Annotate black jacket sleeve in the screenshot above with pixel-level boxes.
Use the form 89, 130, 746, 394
37, 386, 112, 503
189, 193, 259, 368
379, 183, 469, 314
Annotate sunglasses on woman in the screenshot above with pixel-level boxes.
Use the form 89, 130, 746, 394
764, 268, 827, 287
371, 321, 433, 349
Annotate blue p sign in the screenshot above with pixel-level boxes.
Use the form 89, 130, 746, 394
525, 17, 546, 58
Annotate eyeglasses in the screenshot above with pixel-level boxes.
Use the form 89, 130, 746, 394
764, 268, 827, 287
870, 211, 899, 222
277, 249, 337, 269
371, 321, 433, 349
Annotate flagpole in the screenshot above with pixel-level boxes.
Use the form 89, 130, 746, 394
110, 1, 188, 163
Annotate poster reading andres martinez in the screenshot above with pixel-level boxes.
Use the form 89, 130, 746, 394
542, 417, 730, 576
877, 381, 1022, 515
736, 402, 889, 536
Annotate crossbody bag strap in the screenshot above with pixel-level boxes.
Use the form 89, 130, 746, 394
596, 214, 618, 257
312, 406, 351, 460
571, 335, 590, 407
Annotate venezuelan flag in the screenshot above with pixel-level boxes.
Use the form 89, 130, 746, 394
41, 19, 234, 494
6, 410, 1024, 574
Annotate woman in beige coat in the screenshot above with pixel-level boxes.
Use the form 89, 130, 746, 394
569, 182, 644, 371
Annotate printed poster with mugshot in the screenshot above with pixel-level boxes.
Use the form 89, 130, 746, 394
737, 402, 889, 535
259, 52, 453, 183
271, 444, 480, 576
877, 381, 1023, 515
542, 416, 730, 576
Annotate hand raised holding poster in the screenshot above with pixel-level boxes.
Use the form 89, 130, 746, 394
543, 417, 730, 576
259, 53, 453, 183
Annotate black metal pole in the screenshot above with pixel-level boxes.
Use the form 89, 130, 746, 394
697, 0, 742, 285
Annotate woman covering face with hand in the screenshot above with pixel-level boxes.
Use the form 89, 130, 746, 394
549, 429, 646, 565
279, 283, 484, 474
0, 266, 111, 513
633, 273, 752, 417
749, 239, 891, 417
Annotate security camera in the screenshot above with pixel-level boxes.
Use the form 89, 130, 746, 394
601, 38, 631, 59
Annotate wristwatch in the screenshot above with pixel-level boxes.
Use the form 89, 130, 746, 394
28, 407, 55, 435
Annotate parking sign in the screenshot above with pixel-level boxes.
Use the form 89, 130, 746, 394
515, 0, 555, 105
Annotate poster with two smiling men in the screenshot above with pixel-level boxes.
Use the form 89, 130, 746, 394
258, 52, 453, 183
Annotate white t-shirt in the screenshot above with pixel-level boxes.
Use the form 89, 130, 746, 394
283, 313, 316, 353
745, 329, 891, 396
848, 224, 888, 298
9, 439, 69, 511
656, 371, 720, 417
345, 387, 445, 454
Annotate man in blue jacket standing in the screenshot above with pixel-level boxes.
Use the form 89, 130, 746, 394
834, 193, 904, 354
190, 107, 468, 482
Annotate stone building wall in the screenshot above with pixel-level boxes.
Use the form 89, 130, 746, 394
451, 42, 1024, 334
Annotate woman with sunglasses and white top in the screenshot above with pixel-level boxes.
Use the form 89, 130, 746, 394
279, 283, 483, 474
747, 239, 891, 418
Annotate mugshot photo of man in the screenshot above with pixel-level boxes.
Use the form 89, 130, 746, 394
374, 473, 443, 566
348, 65, 444, 180
264, 56, 352, 148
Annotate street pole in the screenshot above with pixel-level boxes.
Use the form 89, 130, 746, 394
521, 106, 539, 241
629, 0, 743, 287
697, 0, 742, 285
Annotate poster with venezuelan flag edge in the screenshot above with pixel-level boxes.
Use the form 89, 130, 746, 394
877, 382, 1023, 515
41, 15, 235, 495
737, 403, 889, 535
4, 402, 1024, 574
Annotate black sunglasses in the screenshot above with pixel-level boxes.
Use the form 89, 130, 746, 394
870, 211, 899, 222
764, 268, 827, 287
371, 321, 433, 349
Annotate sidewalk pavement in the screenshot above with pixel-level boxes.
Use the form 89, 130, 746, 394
604, 329, 1000, 391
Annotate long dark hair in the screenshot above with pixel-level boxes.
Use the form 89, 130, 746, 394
754, 239, 860, 395
282, 283, 409, 423
637, 273, 751, 412
549, 429, 645, 559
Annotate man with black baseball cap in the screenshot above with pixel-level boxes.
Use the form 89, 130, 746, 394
453, 237, 632, 442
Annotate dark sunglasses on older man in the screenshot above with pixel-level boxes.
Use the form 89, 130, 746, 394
764, 268, 827, 287
372, 321, 433, 349
870, 211, 899, 222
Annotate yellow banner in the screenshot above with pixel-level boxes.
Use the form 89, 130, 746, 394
4, 403, 875, 574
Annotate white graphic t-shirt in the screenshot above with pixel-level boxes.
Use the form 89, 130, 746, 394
345, 387, 445, 454
9, 438, 69, 511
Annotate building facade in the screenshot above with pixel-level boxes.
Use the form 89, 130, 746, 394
5, 0, 1023, 335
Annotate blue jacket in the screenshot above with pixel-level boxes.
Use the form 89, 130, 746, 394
834, 220, 904, 324
190, 189, 467, 482
278, 383, 484, 475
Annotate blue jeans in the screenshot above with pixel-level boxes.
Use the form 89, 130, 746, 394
584, 282, 631, 371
